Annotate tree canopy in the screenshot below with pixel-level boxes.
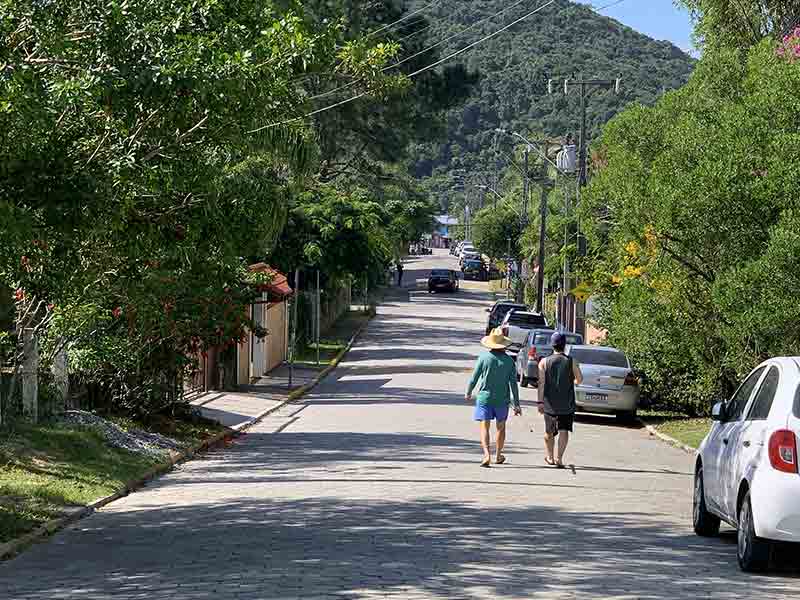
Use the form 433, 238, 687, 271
583, 12, 800, 412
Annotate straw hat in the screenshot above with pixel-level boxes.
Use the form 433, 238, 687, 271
481, 327, 513, 350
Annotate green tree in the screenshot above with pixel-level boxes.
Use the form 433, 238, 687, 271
582, 37, 800, 413
0, 0, 404, 415
678, 0, 800, 52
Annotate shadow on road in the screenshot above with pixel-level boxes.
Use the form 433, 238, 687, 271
6, 483, 798, 599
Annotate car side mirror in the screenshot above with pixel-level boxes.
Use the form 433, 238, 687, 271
711, 401, 726, 422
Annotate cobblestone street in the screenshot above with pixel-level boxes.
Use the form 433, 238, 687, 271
2, 253, 798, 599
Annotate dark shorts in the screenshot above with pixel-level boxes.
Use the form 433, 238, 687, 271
544, 413, 574, 436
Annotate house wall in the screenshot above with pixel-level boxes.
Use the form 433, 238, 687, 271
266, 302, 287, 372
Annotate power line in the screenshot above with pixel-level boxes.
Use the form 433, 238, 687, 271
250, 0, 557, 133
366, 0, 439, 39
309, 0, 536, 102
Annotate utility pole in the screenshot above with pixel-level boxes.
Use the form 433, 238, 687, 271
518, 145, 530, 303
535, 178, 554, 314
548, 77, 621, 336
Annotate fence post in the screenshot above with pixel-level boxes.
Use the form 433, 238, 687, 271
22, 328, 38, 423
52, 347, 69, 414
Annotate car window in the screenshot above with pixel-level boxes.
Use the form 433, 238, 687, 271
727, 367, 766, 421
430, 270, 449, 277
508, 313, 547, 327
747, 367, 779, 421
568, 348, 628, 368
534, 333, 581, 345
494, 304, 524, 320
795, 384, 800, 419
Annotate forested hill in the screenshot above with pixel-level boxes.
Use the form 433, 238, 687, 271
407, 0, 696, 201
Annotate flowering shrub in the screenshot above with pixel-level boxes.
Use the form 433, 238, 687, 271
777, 27, 800, 61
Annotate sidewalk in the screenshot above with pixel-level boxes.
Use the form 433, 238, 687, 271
190, 364, 321, 430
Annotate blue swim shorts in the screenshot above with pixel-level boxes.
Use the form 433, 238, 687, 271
473, 403, 509, 422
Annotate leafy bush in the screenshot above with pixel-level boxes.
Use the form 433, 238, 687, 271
584, 39, 800, 413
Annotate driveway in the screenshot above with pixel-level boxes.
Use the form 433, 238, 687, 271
1, 250, 797, 599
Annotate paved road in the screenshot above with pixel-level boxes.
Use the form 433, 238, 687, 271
2, 250, 798, 599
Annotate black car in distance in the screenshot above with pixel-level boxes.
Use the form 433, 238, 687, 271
484, 300, 527, 335
428, 269, 459, 293
462, 259, 488, 281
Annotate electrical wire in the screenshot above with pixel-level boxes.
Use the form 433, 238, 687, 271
249, 0, 558, 133
309, 0, 536, 102
366, 0, 439, 39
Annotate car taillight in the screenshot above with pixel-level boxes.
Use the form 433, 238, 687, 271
528, 347, 537, 360
624, 372, 638, 386
768, 430, 798, 474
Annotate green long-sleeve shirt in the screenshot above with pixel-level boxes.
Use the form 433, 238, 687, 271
466, 350, 520, 409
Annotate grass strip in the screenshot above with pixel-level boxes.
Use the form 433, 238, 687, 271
641, 409, 711, 450
294, 310, 372, 367
0, 415, 224, 545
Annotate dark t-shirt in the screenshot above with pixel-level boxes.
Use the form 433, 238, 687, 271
543, 353, 576, 415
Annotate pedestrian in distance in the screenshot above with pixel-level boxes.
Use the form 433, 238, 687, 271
537, 332, 583, 468
465, 327, 522, 467
396, 261, 404, 287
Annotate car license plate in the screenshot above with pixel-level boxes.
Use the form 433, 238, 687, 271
586, 393, 608, 404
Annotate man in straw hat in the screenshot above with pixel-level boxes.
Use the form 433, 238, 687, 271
465, 327, 521, 467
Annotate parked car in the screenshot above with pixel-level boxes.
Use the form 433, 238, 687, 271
516, 329, 584, 387
693, 357, 800, 572
427, 269, 459, 293
565, 344, 639, 421
462, 259, 488, 281
459, 250, 481, 265
485, 300, 527, 335
459, 243, 476, 258
500, 310, 548, 355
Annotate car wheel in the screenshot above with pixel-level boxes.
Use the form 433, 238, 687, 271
520, 375, 529, 388
693, 465, 720, 537
737, 491, 771, 572
615, 410, 638, 424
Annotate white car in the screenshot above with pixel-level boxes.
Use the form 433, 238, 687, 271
566, 344, 640, 422
693, 357, 800, 572
500, 310, 547, 355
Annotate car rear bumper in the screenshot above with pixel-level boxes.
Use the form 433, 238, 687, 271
751, 469, 800, 542
575, 386, 639, 413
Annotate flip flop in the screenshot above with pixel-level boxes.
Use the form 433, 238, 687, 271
495, 455, 506, 465
544, 457, 556, 466
480, 458, 491, 468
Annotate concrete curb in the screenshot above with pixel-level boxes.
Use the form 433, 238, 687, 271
0, 310, 375, 562
639, 418, 698, 455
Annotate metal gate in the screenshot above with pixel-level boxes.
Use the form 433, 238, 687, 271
250, 300, 267, 379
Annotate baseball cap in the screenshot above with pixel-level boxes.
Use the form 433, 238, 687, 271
551, 332, 567, 347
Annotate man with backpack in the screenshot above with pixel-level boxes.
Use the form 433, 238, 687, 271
537, 332, 583, 468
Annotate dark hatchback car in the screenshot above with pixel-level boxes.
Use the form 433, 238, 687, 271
484, 300, 527, 334
462, 259, 488, 281
427, 269, 459, 293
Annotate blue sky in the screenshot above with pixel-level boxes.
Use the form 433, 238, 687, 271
575, 0, 697, 55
